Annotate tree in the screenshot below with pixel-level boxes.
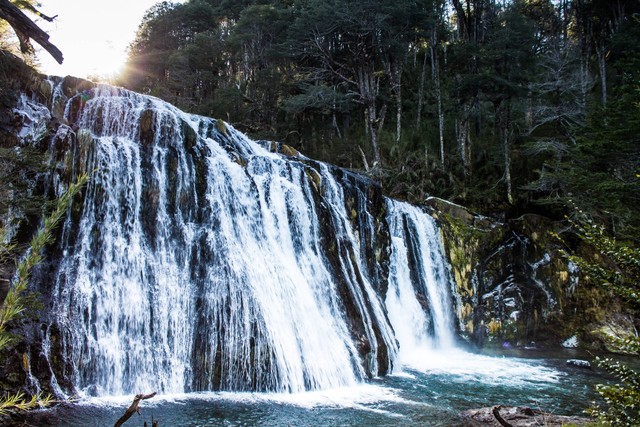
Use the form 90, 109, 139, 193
0, 0, 62, 63
526, 11, 640, 238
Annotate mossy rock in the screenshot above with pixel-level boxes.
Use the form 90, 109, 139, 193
216, 118, 228, 136
305, 168, 322, 193
279, 144, 300, 157
139, 109, 155, 145
61, 76, 95, 98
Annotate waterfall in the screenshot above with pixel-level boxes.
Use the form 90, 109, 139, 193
35, 80, 457, 397
385, 200, 456, 362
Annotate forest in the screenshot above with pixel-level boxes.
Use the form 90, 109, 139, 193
116, 0, 640, 240
1, 0, 640, 425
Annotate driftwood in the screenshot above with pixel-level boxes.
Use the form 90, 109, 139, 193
492, 406, 514, 427
143, 416, 159, 427
113, 392, 157, 427
0, 0, 63, 64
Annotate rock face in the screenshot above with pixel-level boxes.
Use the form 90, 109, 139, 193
425, 197, 622, 349
459, 405, 590, 426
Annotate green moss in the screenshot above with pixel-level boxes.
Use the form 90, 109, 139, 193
217, 118, 228, 136
305, 168, 322, 193
279, 144, 299, 157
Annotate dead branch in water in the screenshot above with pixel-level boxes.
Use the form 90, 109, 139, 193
113, 392, 157, 427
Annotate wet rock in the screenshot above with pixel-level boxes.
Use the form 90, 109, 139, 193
139, 108, 155, 145
562, 335, 578, 348
182, 119, 198, 150
60, 75, 95, 99
459, 405, 590, 426
430, 200, 587, 348
566, 359, 591, 369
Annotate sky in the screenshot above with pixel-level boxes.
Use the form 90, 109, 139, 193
37, 0, 184, 79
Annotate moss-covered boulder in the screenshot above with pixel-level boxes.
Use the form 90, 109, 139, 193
427, 198, 577, 347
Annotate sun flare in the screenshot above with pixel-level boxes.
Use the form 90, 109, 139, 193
36, 0, 173, 80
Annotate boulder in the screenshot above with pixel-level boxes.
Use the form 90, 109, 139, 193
459, 405, 590, 426
566, 359, 591, 369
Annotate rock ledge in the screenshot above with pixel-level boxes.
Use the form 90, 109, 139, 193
459, 405, 590, 426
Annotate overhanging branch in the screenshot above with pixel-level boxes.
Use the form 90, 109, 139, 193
0, 0, 63, 64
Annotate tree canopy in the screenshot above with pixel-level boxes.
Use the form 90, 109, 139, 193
112, 0, 637, 239
2, 0, 635, 236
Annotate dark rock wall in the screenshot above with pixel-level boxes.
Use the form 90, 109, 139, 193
426, 197, 630, 350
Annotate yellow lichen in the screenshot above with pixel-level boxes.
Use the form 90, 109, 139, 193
487, 319, 502, 335
217, 118, 228, 136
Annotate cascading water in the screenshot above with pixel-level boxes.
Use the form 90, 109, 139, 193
9, 78, 592, 427
384, 201, 456, 364
15, 77, 467, 400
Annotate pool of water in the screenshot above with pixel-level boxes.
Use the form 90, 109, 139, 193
15, 347, 607, 426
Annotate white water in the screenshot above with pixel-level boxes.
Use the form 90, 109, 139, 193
385, 201, 456, 362
44, 83, 403, 396
33, 80, 562, 404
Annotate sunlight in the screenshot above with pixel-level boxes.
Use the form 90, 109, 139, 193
35, 0, 185, 80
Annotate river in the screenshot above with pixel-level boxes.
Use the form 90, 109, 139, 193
17, 347, 606, 426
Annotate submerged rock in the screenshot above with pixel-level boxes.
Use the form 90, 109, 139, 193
459, 405, 590, 426
566, 359, 591, 369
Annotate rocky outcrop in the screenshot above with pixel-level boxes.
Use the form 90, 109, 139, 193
459, 405, 590, 426
426, 197, 621, 349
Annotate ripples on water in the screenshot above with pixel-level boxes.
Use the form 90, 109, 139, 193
20, 347, 604, 427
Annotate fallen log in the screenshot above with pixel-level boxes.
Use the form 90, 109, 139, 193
459, 405, 591, 426
143, 416, 159, 427
113, 392, 157, 427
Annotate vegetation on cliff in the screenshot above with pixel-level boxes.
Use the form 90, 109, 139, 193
0, 173, 87, 414
556, 216, 640, 426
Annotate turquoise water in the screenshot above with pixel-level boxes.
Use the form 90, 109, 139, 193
18, 348, 605, 426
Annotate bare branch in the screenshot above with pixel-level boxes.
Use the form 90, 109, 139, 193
113, 392, 157, 427
0, 0, 63, 64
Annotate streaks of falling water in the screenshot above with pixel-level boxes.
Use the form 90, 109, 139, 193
41, 82, 456, 397
385, 200, 456, 364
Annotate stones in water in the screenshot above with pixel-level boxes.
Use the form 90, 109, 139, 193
566, 359, 591, 369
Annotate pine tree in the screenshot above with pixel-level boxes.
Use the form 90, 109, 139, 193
0, 174, 88, 414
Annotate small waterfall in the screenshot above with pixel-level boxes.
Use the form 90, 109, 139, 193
385, 200, 456, 362
43, 82, 406, 396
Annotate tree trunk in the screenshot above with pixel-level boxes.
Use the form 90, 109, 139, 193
502, 127, 513, 205
358, 65, 384, 165
367, 103, 386, 165
597, 42, 607, 106
455, 104, 472, 178
0, 0, 63, 63
113, 392, 157, 427
416, 50, 427, 130
499, 101, 514, 205
392, 60, 402, 145
430, 31, 445, 168
332, 88, 342, 139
